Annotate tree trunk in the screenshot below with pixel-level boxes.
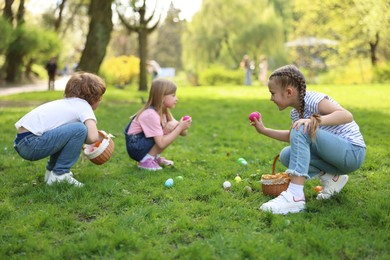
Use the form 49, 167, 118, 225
77, 0, 113, 74
138, 30, 148, 91
369, 32, 379, 67
3, 0, 14, 22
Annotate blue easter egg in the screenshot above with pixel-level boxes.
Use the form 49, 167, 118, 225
164, 178, 174, 187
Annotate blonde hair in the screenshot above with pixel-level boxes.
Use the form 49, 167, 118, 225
64, 72, 106, 105
135, 79, 177, 126
268, 65, 306, 119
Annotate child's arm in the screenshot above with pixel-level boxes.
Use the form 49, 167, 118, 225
84, 119, 100, 144
251, 117, 290, 142
317, 99, 353, 126
291, 99, 353, 135
154, 119, 192, 149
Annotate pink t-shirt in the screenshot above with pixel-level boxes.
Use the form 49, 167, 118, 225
127, 108, 164, 137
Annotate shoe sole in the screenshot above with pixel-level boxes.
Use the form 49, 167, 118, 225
138, 166, 162, 171
317, 175, 349, 200
260, 206, 305, 215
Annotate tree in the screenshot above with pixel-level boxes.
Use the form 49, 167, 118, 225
150, 2, 184, 70
77, 0, 113, 73
117, 0, 160, 91
291, 0, 390, 68
3, 0, 26, 82
182, 0, 287, 75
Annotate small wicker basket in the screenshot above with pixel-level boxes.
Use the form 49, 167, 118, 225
83, 130, 115, 165
261, 154, 290, 197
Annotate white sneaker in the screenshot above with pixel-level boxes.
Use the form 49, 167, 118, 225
46, 171, 84, 187
317, 173, 348, 200
259, 191, 306, 214
44, 170, 51, 182
45, 170, 73, 182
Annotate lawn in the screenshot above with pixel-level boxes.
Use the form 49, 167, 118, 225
0, 83, 389, 259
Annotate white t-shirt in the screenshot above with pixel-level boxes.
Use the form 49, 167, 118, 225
15, 98, 96, 136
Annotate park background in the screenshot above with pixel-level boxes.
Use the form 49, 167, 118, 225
1, 0, 389, 259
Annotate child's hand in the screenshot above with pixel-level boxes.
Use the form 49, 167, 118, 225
179, 116, 192, 131
163, 121, 179, 135
251, 115, 266, 133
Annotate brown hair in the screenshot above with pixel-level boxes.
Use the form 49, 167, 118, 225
64, 72, 106, 106
135, 79, 177, 127
269, 65, 306, 118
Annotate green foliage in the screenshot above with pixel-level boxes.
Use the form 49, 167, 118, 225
373, 63, 390, 83
0, 84, 389, 258
198, 66, 243, 86
8, 25, 61, 61
182, 0, 288, 73
99, 55, 140, 86
316, 59, 374, 84
0, 17, 14, 54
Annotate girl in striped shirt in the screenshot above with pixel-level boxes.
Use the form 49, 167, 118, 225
251, 65, 366, 214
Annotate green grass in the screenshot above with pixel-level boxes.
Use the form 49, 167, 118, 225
0, 83, 389, 259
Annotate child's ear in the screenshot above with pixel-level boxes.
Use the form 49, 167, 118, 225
286, 85, 295, 97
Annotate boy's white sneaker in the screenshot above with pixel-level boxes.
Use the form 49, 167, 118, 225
259, 191, 306, 214
44, 170, 51, 182
317, 173, 349, 200
46, 171, 84, 187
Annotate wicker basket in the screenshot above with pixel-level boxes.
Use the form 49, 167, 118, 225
261, 154, 290, 197
83, 131, 115, 165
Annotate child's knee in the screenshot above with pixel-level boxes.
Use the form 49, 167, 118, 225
279, 147, 290, 167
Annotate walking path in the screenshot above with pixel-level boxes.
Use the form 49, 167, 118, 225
0, 76, 70, 96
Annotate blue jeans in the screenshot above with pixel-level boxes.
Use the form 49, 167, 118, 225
14, 122, 87, 175
279, 127, 366, 179
244, 69, 252, 86
124, 121, 155, 162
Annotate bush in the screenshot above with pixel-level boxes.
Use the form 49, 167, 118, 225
99, 55, 140, 86
373, 63, 390, 83
199, 66, 243, 86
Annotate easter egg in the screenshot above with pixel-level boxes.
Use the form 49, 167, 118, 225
223, 181, 231, 190
245, 186, 252, 193
237, 158, 248, 165
248, 112, 261, 122
234, 176, 242, 183
164, 178, 174, 187
176, 176, 184, 180
314, 186, 323, 192
182, 115, 191, 121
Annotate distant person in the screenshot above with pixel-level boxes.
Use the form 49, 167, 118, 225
258, 55, 268, 85
240, 54, 254, 86
14, 72, 107, 187
147, 60, 161, 79
125, 79, 192, 171
250, 65, 366, 214
45, 58, 57, 90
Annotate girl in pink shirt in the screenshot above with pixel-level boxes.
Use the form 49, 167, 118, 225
125, 79, 192, 171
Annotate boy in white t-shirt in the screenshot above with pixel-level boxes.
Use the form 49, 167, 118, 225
14, 72, 106, 187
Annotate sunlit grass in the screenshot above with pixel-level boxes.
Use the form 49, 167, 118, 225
0, 83, 389, 259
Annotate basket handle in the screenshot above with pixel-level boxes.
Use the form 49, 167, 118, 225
272, 154, 280, 175
98, 130, 115, 140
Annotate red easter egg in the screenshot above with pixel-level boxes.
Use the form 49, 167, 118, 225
249, 112, 260, 122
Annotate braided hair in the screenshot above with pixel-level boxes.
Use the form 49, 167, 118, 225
269, 65, 307, 119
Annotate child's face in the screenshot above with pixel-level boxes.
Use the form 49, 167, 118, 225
163, 92, 177, 109
268, 79, 293, 111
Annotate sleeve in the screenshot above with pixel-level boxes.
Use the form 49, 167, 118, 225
77, 100, 97, 123
138, 109, 164, 138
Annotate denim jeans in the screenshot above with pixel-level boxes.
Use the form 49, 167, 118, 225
14, 122, 87, 175
124, 121, 155, 162
279, 127, 366, 179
